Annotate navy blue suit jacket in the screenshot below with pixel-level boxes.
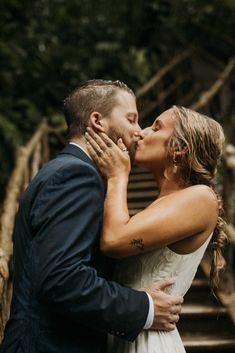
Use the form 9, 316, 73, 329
0, 144, 149, 353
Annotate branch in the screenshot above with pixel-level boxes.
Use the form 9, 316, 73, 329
136, 49, 192, 99
190, 57, 235, 111
139, 75, 190, 120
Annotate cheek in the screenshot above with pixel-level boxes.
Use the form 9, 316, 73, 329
107, 125, 122, 143
121, 126, 135, 143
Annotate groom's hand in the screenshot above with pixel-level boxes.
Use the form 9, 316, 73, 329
146, 277, 183, 331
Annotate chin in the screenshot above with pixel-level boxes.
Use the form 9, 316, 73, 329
133, 156, 143, 167
134, 156, 152, 171
133, 150, 143, 164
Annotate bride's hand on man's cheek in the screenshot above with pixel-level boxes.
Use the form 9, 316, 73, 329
85, 127, 131, 178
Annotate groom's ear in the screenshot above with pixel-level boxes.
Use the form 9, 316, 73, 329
89, 112, 106, 132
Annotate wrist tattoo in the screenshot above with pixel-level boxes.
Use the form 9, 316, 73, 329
129, 238, 145, 251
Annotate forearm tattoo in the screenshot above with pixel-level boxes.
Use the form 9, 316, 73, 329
129, 238, 145, 251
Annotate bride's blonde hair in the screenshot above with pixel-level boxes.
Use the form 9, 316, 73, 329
168, 105, 227, 289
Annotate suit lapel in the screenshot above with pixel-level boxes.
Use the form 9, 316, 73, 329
58, 143, 107, 193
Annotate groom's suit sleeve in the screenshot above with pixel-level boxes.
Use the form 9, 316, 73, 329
30, 160, 149, 342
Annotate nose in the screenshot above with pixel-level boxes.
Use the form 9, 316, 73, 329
138, 127, 152, 139
133, 128, 150, 142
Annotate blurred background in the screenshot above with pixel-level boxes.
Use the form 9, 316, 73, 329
1, 0, 235, 198
0, 0, 235, 351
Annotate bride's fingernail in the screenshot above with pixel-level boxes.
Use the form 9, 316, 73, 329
86, 127, 91, 131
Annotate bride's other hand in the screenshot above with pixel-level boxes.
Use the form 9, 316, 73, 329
85, 127, 131, 179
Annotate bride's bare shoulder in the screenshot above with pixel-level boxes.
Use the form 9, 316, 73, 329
152, 184, 218, 212
183, 184, 218, 202
171, 184, 219, 217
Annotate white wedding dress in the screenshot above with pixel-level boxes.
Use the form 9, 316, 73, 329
108, 234, 212, 353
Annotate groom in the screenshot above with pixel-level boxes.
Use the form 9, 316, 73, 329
0, 80, 183, 353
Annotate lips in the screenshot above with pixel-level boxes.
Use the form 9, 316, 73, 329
136, 140, 143, 148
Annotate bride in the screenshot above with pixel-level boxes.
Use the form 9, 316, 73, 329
85, 106, 227, 353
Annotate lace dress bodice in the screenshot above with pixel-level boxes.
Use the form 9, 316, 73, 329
114, 234, 212, 297
108, 235, 212, 353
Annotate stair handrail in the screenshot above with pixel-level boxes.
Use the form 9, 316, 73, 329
136, 49, 192, 99
190, 57, 235, 111
222, 139, 235, 251
0, 119, 51, 340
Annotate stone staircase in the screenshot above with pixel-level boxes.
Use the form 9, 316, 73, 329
127, 167, 235, 352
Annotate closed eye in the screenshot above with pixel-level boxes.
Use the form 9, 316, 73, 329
152, 120, 162, 132
127, 113, 138, 125
128, 119, 137, 124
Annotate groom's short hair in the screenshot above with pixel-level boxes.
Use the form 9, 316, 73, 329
64, 79, 135, 138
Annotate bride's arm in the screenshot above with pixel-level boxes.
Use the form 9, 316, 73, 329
85, 129, 217, 258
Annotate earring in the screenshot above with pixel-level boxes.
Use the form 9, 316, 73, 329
173, 164, 178, 174
173, 156, 178, 174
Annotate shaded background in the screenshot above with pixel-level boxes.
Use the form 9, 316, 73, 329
1, 0, 235, 203
0, 0, 235, 347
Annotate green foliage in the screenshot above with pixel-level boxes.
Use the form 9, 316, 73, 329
0, 114, 19, 200
0, 114, 22, 146
0, 0, 235, 210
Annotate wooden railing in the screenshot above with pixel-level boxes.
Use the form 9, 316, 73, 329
190, 57, 235, 112
137, 49, 193, 121
0, 51, 234, 340
136, 53, 235, 323
136, 50, 192, 99
218, 144, 235, 325
0, 119, 60, 340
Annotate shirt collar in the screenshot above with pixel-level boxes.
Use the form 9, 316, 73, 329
69, 142, 92, 159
